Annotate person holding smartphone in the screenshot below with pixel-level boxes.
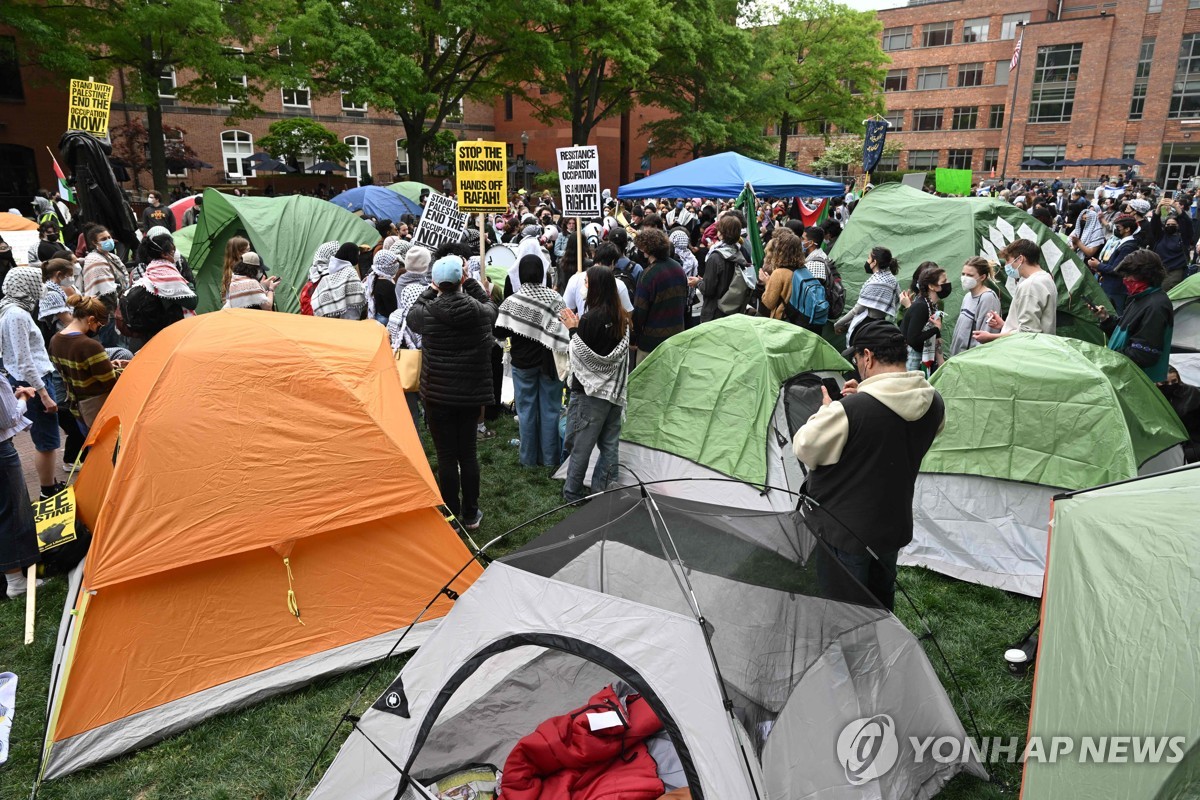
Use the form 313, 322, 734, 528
223, 252, 279, 311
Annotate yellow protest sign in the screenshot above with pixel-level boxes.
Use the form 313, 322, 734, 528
455, 141, 507, 213
68, 79, 114, 137
34, 486, 77, 552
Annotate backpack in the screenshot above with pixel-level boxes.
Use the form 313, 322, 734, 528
299, 277, 321, 316
613, 256, 637, 297
783, 268, 829, 332
807, 251, 845, 318
713, 247, 751, 315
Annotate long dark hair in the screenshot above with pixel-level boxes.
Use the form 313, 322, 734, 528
585, 265, 629, 337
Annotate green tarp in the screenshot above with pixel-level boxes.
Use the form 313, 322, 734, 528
622, 316, 850, 486
188, 189, 380, 313
828, 183, 1112, 350
923, 333, 1187, 490
1024, 465, 1200, 799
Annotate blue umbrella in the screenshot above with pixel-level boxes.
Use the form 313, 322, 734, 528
618, 151, 845, 200
329, 185, 422, 220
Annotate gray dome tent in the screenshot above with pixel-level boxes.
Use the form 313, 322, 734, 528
308, 487, 985, 799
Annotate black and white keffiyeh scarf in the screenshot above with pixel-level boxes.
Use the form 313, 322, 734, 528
570, 326, 630, 407
495, 283, 570, 355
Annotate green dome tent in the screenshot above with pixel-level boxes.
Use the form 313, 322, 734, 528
386, 181, 439, 205
903, 333, 1187, 596
555, 316, 851, 511
1168, 271, 1200, 384
828, 183, 1112, 350
171, 223, 196, 261
187, 189, 380, 313
1024, 465, 1200, 800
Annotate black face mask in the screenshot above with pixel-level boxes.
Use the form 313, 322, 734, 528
864, 261, 873, 274
937, 283, 953, 299
1166, 227, 1179, 237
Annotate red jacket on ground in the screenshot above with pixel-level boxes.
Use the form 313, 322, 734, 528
502, 685, 667, 800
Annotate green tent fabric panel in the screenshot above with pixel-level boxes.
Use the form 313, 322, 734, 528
923, 334, 1187, 490
1023, 466, 1200, 800
172, 224, 196, 261
828, 183, 1110, 351
621, 316, 850, 486
1167, 271, 1200, 302
188, 189, 380, 314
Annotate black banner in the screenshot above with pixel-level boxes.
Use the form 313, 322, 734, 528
862, 119, 889, 175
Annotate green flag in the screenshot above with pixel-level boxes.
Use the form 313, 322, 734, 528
735, 183, 764, 269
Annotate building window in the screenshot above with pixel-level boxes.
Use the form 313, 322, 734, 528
988, 104, 1005, 129
952, 106, 978, 130
884, 69, 908, 91
963, 17, 989, 43
341, 92, 367, 113
922, 21, 953, 48
1170, 33, 1200, 119
0, 37, 23, 101
995, 60, 1011, 85
884, 110, 905, 131
1123, 144, 1137, 160
1148, 0, 1162, 11
908, 150, 939, 170
916, 65, 948, 90
984, 148, 999, 172
346, 135, 370, 184
504, 92, 513, 120
1001, 13, 1031, 40
882, 26, 913, 52
223, 47, 247, 103
913, 108, 943, 131
221, 130, 254, 179
165, 129, 188, 178
282, 86, 310, 109
159, 66, 176, 99
1029, 43, 1082, 123
1130, 39, 1154, 120
877, 154, 900, 172
947, 149, 973, 170
1191, 0, 1200, 8
395, 140, 409, 176
958, 63, 984, 87
1021, 144, 1066, 169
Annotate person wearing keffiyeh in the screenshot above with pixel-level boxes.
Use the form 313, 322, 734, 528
365, 250, 401, 323
121, 233, 198, 342
833, 246, 901, 340
308, 240, 340, 286
81, 225, 130, 347
313, 242, 368, 320
494, 255, 569, 468
223, 252, 278, 310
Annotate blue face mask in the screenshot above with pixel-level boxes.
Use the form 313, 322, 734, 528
100, 239, 116, 253
1004, 263, 1019, 282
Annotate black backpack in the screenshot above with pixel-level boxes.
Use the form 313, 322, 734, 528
613, 256, 638, 296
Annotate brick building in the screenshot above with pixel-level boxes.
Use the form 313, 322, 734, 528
775, 0, 1200, 192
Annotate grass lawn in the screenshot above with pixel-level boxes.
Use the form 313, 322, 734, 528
0, 414, 1038, 800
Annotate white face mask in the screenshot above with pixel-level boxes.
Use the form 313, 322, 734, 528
961, 275, 978, 292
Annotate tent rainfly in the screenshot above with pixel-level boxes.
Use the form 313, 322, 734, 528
38, 310, 481, 782
330, 185, 423, 221
1168, 272, 1200, 385
904, 333, 1187, 597
617, 152, 845, 200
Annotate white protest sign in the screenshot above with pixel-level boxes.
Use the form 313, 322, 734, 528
556, 146, 601, 219
412, 193, 469, 250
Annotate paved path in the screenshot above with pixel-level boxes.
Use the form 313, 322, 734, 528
14, 426, 75, 500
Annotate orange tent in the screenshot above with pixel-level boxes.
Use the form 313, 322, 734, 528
38, 310, 482, 781
0, 211, 39, 231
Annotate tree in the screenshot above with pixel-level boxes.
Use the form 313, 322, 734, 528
638, 0, 773, 160
6, 0, 296, 195
809, 135, 902, 175
400, 130, 458, 175
256, 118, 351, 169
754, 0, 889, 166
522, 0, 670, 146
275, 0, 536, 183
111, 118, 203, 191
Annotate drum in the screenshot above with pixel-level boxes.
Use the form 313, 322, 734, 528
484, 244, 516, 269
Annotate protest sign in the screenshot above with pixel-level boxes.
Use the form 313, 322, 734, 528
412, 192, 469, 250
34, 486, 77, 553
935, 168, 973, 197
556, 146, 601, 218
455, 141, 507, 213
68, 79, 114, 137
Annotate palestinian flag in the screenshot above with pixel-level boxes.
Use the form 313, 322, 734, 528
796, 198, 828, 228
51, 153, 74, 203
735, 183, 764, 269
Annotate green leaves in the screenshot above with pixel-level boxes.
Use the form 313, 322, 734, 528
256, 118, 352, 165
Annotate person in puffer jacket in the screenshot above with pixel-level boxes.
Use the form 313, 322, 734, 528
407, 255, 496, 531
501, 685, 667, 800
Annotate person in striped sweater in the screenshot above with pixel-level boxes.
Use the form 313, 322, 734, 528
630, 228, 686, 366
48, 295, 121, 429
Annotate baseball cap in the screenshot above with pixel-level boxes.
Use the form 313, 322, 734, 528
431, 255, 464, 285
841, 319, 906, 361
241, 252, 262, 267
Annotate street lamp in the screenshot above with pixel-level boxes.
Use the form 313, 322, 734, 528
520, 131, 530, 193
646, 137, 654, 175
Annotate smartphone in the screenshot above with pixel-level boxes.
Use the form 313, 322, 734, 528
821, 377, 843, 401
1083, 299, 1099, 311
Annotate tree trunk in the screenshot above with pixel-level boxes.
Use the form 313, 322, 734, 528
146, 95, 169, 197
777, 113, 790, 167
403, 119, 426, 183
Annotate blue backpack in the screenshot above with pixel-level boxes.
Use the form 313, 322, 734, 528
784, 267, 829, 332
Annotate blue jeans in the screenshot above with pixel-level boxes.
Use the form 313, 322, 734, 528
7, 372, 60, 452
511, 365, 564, 467
563, 392, 623, 502
816, 544, 900, 612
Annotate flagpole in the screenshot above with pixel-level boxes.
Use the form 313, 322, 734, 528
999, 22, 1027, 185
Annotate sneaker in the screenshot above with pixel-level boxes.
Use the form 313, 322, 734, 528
40, 482, 66, 500
463, 510, 484, 531
6, 575, 46, 600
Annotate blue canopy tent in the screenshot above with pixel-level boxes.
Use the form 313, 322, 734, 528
329, 185, 423, 221
618, 152, 845, 200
